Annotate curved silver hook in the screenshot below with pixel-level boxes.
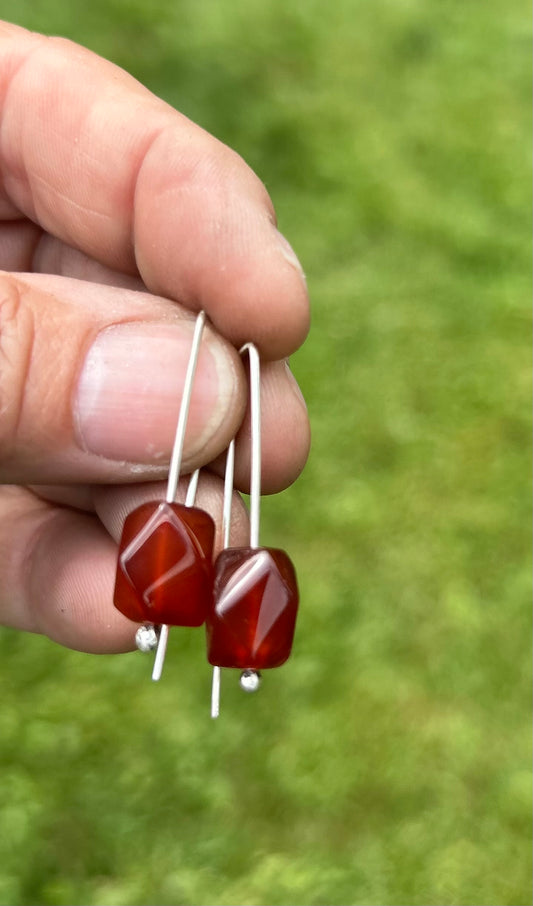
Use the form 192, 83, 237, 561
221, 342, 261, 549
152, 310, 206, 682
211, 342, 262, 717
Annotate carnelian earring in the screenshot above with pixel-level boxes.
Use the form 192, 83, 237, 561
206, 343, 299, 718
113, 311, 215, 680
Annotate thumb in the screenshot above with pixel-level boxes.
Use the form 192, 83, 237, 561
0, 272, 245, 484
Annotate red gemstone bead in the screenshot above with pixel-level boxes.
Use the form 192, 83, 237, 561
206, 547, 299, 669
114, 501, 215, 626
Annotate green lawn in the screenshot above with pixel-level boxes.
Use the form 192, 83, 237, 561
0, 1, 530, 904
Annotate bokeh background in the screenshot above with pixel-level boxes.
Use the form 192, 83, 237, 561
0, 1, 530, 904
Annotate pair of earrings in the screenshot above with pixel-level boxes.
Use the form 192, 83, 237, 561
112, 311, 299, 718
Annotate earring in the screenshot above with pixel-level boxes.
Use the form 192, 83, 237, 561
206, 344, 299, 718
113, 311, 215, 680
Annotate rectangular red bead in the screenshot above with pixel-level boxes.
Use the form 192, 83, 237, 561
206, 547, 299, 669
114, 501, 214, 626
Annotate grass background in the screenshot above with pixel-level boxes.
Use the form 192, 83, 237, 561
0, 1, 530, 904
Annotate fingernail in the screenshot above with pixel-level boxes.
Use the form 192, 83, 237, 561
275, 230, 306, 280
75, 321, 238, 462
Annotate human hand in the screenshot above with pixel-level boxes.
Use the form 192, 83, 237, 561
0, 22, 310, 652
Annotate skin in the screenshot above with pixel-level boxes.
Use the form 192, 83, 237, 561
0, 22, 310, 653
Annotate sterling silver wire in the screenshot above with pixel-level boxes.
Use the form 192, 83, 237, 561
151, 310, 206, 682
211, 342, 261, 717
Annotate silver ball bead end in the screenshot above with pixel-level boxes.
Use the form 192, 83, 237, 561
135, 624, 159, 652
239, 669, 261, 693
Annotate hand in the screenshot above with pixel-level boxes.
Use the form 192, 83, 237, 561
0, 22, 310, 652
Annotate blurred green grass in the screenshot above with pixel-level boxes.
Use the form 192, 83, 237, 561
0, 1, 530, 904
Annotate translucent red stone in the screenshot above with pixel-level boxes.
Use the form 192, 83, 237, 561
206, 547, 299, 669
114, 501, 215, 626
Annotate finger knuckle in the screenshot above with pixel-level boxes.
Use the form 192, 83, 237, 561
0, 274, 35, 459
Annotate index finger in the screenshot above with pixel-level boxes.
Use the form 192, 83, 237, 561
0, 22, 309, 358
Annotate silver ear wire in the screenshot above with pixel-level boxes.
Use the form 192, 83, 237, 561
165, 311, 206, 506
243, 342, 262, 549
211, 342, 262, 718
151, 310, 206, 682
